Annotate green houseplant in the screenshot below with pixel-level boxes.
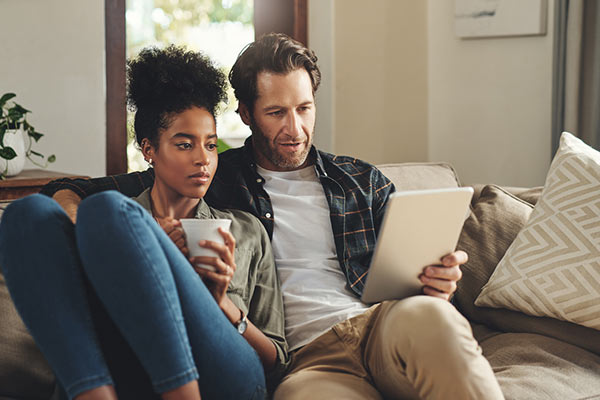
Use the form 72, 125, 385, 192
0, 92, 55, 178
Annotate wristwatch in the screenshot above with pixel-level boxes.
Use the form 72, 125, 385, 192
235, 308, 248, 335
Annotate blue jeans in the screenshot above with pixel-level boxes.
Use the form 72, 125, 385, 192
0, 192, 266, 399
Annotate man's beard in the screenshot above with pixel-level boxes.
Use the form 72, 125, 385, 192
250, 123, 312, 170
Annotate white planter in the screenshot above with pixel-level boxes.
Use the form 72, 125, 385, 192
0, 128, 26, 177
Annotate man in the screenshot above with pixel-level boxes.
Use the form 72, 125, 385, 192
43, 34, 503, 399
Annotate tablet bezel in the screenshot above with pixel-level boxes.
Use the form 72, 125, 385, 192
361, 187, 473, 304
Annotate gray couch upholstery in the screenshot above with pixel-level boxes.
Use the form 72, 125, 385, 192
1, 162, 599, 399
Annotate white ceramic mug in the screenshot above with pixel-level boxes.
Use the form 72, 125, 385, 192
180, 218, 232, 271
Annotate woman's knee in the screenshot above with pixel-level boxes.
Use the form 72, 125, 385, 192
0, 194, 67, 253
78, 191, 124, 219
1, 194, 63, 230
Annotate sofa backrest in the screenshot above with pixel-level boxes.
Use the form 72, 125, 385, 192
376, 162, 461, 191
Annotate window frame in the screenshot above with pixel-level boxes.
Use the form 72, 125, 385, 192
104, 0, 308, 174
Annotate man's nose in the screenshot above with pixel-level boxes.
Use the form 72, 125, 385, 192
286, 111, 303, 138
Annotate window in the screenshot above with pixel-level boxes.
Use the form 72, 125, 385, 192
105, 0, 307, 175
126, 0, 254, 171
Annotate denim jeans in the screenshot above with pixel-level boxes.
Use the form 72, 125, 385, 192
0, 191, 266, 399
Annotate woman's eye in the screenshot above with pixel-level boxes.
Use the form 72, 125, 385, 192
207, 143, 218, 151
176, 143, 192, 150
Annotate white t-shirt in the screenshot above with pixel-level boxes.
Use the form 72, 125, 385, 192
257, 165, 369, 350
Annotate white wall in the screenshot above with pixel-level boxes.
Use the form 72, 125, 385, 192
428, 1, 555, 187
308, 0, 429, 165
308, 0, 335, 153
310, 1, 555, 187
1, 0, 106, 177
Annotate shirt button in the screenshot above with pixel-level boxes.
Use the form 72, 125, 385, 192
265, 213, 272, 218
256, 178, 263, 183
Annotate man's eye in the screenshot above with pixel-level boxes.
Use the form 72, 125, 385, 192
176, 143, 192, 150
269, 110, 284, 116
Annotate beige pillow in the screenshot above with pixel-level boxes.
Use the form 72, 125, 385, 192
475, 132, 600, 331
455, 185, 600, 355
454, 185, 534, 320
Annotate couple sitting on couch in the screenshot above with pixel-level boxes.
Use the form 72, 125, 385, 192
0, 34, 504, 400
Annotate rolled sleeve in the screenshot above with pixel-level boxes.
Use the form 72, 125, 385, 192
247, 219, 290, 387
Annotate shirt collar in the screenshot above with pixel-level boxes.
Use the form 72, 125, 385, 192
133, 188, 212, 219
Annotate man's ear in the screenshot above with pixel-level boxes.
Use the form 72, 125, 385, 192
140, 138, 154, 163
239, 103, 252, 126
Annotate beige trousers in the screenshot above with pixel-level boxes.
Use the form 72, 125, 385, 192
274, 296, 504, 400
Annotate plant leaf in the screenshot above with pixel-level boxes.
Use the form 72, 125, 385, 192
48, 154, 56, 163
0, 93, 16, 108
29, 131, 44, 142
30, 150, 43, 157
217, 138, 231, 153
11, 104, 30, 114
0, 147, 17, 160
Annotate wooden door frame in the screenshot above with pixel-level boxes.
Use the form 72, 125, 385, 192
105, 0, 127, 175
104, 0, 307, 175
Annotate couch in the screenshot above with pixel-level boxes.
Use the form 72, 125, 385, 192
1, 161, 599, 400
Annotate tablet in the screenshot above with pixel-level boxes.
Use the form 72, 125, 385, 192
361, 187, 473, 304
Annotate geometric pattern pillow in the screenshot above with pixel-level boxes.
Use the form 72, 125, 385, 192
475, 132, 600, 330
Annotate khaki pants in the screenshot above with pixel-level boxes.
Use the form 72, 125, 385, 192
274, 296, 504, 400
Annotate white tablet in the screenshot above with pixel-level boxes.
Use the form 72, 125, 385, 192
361, 187, 473, 304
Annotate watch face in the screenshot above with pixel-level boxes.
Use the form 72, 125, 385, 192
237, 319, 248, 334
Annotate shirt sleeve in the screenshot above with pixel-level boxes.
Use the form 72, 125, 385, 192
39, 169, 155, 199
372, 167, 396, 236
246, 218, 290, 389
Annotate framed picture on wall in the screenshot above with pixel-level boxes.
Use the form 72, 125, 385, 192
455, 0, 547, 39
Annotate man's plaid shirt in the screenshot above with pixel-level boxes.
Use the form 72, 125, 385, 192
41, 139, 395, 297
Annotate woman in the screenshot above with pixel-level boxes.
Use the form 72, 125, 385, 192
0, 46, 287, 400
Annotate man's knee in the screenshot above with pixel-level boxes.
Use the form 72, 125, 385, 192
275, 371, 382, 400
387, 296, 465, 328
374, 296, 472, 351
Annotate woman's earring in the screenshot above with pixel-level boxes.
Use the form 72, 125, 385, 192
146, 158, 153, 166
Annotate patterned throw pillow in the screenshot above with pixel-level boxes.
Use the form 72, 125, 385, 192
475, 132, 600, 330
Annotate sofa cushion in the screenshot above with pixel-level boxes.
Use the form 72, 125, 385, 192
455, 184, 534, 316
455, 184, 600, 355
481, 332, 600, 400
0, 271, 57, 399
476, 132, 600, 331
377, 162, 460, 191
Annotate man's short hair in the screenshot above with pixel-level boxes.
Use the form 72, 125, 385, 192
229, 33, 321, 111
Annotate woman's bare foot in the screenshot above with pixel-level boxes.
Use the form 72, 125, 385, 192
74, 385, 117, 400
162, 380, 202, 400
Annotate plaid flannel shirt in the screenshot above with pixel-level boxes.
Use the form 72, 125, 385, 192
41, 138, 396, 296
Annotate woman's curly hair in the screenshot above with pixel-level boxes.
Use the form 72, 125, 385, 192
127, 45, 228, 147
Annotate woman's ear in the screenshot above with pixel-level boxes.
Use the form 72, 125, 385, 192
141, 138, 155, 165
239, 103, 252, 126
